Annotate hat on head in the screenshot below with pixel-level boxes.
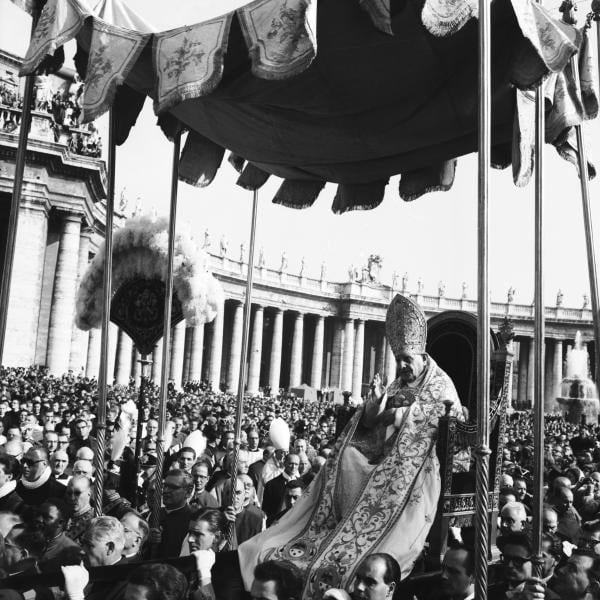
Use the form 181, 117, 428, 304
385, 294, 427, 358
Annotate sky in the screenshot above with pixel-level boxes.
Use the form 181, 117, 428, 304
1, 0, 600, 307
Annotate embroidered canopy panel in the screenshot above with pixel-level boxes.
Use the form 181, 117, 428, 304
12, 0, 598, 212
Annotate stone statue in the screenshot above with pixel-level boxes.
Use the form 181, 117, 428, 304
507, 286, 515, 303
417, 277, 424, 294
366, 254, 382, 283
583, 293, 590, 309
133, 195, 143, 217
203, 229, 211, 250
402, 272, 409, 292
320, 262, 327, 281
348, 264, 355, 282
280, 251, 288, 273
299, 256, 306, 277
556, 289, 564, 307
391, 271, 399, 289
239, 243, 245, 263
461, 281, 468, 299
438, 281, 445, 297
118, 187, 128, 213
219, 235, 228, 258
258, 247, 266, 268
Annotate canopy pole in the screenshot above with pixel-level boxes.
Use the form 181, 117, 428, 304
566, 5, 600, 398
531, 42, 545, 577
227, 189, 259, 550
474, 0, 491, 597
574, 105, 600, 397
0, 8, 40, 365
150, 132, 181, 534
134, 352, 152, 506
92, 110, 116, 517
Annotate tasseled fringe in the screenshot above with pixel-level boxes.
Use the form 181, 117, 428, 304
332, 181, 387, 214
273, 179, 326, 209
237, 164, 270, 190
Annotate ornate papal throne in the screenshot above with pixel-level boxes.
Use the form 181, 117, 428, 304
424, 311, 514, 569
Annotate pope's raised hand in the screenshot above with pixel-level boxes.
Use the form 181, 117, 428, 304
371, 373, 385, 401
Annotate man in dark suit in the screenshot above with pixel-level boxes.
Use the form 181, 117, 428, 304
248, 446, 275, 490
224, 476, 264, 546
262, 453, 300, 522
267, 479, 304, 527
156, 469, 194, 558
120, 510, 148, 562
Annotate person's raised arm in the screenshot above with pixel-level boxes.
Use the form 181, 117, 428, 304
361, 374, 387, 429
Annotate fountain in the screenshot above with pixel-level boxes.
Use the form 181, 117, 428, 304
556, 331, 599, 424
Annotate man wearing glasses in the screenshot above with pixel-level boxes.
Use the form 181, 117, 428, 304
492, 532, 534, 600
191, 461, 218, 509
154, 469, 194, 559
16, 447, 65, 507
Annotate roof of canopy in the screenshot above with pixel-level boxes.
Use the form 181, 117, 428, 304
12, 0, 599, 212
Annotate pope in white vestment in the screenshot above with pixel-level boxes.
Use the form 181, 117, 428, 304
238, 294, 464, 600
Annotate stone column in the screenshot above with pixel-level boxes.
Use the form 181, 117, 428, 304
182, 326, 193, 383
269, 308, 284, 392
106, 322, 118, 386
311, 315, 325, 388
4, 202, 48, 367
170, 321, 186, 387
209, 302, 224, 392
69, 227, 91, 373
527, 336, 535, 407
85, 328, 101, 379
376, 332, 386, 375
188, 325, 204, 382
247, 305, 264, 394
329, 319, 344, 389
341, 318, 355, 392
385, 341, 397, 385
152, 343, 163, 384
517, 338, 528, 407
289, 312, 304, 387
131, 347, 141, 388
352, 319, 365, 401
553, 339, 563, 403
227, 302, 244, 393
544, 340, 554, 411
46, 213, 82, 374
114, 329, 133, 386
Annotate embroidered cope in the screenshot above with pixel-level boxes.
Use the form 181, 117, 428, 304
238, 356, 463, 599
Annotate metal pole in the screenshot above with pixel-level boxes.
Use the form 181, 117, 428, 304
92, 110, 116, 517
0, 9, 39, 364
531, 50, 545, 578
567, 15, 600, 398
474, 0, 491, 597
574, 109, 600, 397
150, 132, 181, 532
227, 189, 259, 549
134, 353, 151, 505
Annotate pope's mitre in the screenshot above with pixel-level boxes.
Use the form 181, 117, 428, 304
385, 294, 427, 358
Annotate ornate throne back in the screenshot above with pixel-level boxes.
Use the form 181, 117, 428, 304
424, 312, 514, 570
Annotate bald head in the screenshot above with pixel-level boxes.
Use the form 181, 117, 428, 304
76, 447, 94, 462
500, 502, 527, 535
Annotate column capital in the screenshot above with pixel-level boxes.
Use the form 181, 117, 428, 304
59, 211, 84, 224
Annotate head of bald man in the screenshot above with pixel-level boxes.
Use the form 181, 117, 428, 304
500, 502, 527, 535
76, 447, 94, 462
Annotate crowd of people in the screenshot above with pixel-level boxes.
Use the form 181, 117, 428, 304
0, 364, 598, 600
0, 81, 101, 158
